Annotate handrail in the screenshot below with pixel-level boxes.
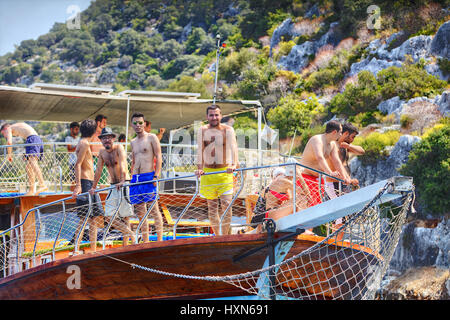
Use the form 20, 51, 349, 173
218, 169, 245, 235
172, 176, 199, 240
0, 162, 345, 239
0, 161, 348, 277
0, 163, 344, 240
73, 194, 93, 254
52, 200, 66, 261
135, 180, 159, 244
102, 190, 122, 250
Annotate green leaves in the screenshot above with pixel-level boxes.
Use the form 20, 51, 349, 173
400, 124, 450, 216
267, 94, 324, 138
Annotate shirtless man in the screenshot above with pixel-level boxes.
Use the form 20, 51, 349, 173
195, 105, 238, 235
325, 122, 365, 196
88, 127, 135, 246
144, 120, 165, 141
129, 113, 163, 242
72, 119, 105, 253
299, 120, 346, 207
91, 115, 107, 154
1, 122, 47, 195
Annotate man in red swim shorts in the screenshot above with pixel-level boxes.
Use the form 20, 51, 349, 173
299, 120, 349, 207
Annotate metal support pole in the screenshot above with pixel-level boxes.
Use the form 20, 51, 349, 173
52, 201, 66, 261
265, 219, 277, 301
213, 34, 221, 104
125, 95, 130, 151
257, 106, 262, 167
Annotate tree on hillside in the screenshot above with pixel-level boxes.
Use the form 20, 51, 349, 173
400, 124, 450, 216
267, 94, 324, 138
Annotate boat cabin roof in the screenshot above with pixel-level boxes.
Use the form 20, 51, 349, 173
0, 83, 261, 129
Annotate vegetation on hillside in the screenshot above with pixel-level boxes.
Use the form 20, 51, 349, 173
400, 123, 450, 216
0, 0, 448, 214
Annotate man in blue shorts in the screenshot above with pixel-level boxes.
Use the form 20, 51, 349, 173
129, 113, 163, 242
1, 122, 46, 195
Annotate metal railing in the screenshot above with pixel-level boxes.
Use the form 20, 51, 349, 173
0, 159, 345, 278
0, 141, 281, 194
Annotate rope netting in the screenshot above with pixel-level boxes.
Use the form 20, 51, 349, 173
0, 163, 413, 300
127, 182, 413, 300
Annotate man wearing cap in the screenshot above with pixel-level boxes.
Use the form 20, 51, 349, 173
89, 127, 135, 246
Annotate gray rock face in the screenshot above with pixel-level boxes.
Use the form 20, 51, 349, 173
377, 96, 404, 115
276, 21, 341, 73
349, 135, 421, 187
389, 35, 433, 62
425, 62, 450, 81
349, 57, 402, 77
270, 18, 294, 55
179, 22, 192, 43
434, 90, 450, 116
376, 91, 448, 120
305, 3, 321, 18
315, 22, 341, 48
431, 20, 450, 59
390, 219, 450, 273
277, 41, 316, 73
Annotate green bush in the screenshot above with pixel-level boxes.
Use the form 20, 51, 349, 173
267, 94, 324, 138
330, 62, 447, 118
353, 130, 401, 165
330, 70, 382, 116
167, 76, 211, 99
437, 58, 450, 76
377, 60, 447, 100
400, 124, 450, 216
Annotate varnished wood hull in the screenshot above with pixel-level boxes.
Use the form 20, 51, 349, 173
0, 233, 380, 300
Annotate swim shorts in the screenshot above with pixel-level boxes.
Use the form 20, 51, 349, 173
76, 179, 105, 218
301, 173, 325, 207
200, 167, 233, 200
104, 183, 133, 218
129, 172, 157, 204
25, 135, 44, 160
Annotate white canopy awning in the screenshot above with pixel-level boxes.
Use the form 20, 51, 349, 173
0, 83, 261, 129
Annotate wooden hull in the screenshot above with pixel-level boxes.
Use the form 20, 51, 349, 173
0, 233, 381, 300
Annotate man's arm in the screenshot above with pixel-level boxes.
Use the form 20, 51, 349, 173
72, 142, 88, 198
151, 135, 162, 178
226, 127, 238, 173
156, 128, 165, 141
117, 145, 128, 186
90, 151, 104, 193
66, 136, 76, 152
340, 142, 365, 155
130, 140, 135, 174
330, 142, 351, 184
195, 127, 204, 176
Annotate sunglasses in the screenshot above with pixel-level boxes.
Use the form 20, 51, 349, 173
133, 121, 144, 125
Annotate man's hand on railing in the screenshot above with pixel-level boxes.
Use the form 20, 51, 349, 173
330, 171, 341, 179
72, 185, 81, 198
116, 181, 124, 190
194, 169, 204, 177
226, 165, 236, 174
88, 187, 96, 196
